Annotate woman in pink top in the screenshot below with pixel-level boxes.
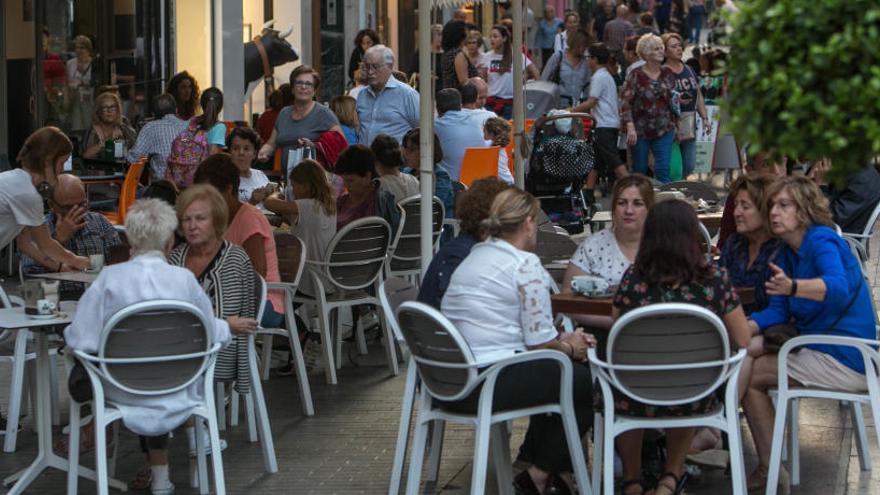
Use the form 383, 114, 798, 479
193, 154, 285, 327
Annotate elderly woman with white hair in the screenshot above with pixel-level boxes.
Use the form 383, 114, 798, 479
619, 33, 679, 183
63, 198, 254, 495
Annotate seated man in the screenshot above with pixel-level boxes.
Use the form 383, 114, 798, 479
64, 199, 244, 494
809, 160, 880, 235
127, 94, 189, 181
20, 174, 120, 299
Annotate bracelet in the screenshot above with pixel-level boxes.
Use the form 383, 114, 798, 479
790, 279, 798, 297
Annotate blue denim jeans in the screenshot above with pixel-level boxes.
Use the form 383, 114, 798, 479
633, 131, 675, 183
679, 138, 697, 179
688, 6, 706, 44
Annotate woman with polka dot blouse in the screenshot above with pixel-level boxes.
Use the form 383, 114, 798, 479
562, 175, 654, 332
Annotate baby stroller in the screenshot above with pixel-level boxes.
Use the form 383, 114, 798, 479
526, 112, 596, 234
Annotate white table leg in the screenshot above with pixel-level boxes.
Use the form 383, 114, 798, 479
3, 331, 127, 494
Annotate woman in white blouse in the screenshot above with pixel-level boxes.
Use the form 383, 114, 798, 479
441, 188, 597, 494
562, 174, 654, 331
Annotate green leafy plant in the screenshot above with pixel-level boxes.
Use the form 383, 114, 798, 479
725, 1, 880, 177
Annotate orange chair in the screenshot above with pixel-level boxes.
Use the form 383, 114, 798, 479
458, 146, 501, 187
101, 158, 146, 225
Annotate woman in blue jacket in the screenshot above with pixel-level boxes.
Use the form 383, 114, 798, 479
741, 176, 876, 492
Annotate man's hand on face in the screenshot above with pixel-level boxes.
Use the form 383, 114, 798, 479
55, 204, 87, 243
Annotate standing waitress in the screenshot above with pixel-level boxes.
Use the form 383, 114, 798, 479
1, 127, 90, 273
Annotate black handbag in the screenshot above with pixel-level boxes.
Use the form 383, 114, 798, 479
762, 288, 860, 354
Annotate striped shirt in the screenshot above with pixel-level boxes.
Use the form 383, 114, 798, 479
169, 241, 256, 394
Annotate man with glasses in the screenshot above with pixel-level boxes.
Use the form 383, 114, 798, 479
21, 174, 120, 298
356, 44, 420, 146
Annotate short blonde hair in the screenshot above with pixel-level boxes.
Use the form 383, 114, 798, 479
93, 91, 123, 126
175, 184, 229, 239
636, 33, 663, 60
481, 188, 540, 239
765, 176, 833, 230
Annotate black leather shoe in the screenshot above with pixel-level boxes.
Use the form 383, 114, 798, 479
513, 470, 541, 495
545, 474, 572, 495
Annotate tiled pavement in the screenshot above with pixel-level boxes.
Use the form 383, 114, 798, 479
1, 211, 879, 494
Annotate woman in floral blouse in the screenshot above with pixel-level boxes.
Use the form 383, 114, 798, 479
611, 200, 751, 495
620, 34, 678, 183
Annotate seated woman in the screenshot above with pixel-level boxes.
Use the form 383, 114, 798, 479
418, 177, 510, 308
63, 198, 248, 494
80, 91, 136, 159
441, 188, 596, 494
370, 134, 420, 203
562, 174, 653, 333
192, 155, 284, 329
227, 126, 272, 207
334, 144, 400, 233
742, 176, 876, 492
169, 185, 263, 406
611, 200, 750, 495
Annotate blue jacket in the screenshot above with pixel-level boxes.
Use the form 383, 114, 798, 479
751, 225, 876, 373
417, 234, 478, 309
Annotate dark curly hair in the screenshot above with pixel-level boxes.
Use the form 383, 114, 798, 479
193, 153, 240, 195
335, 144, 377, 178
456, 177, 511, 238
166, 71, 200, 120
633, 200, 712, 285
371, 134, 404, 169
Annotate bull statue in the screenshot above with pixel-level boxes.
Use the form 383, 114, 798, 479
244, 20, 298, 96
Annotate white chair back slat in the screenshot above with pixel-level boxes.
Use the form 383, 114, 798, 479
607, 303, 730, 406
396, 302, 478, 402
321, 217, 392, 291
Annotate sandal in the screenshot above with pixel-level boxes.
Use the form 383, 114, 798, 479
652, 472, 683, 495
747, 465, 789, 494
128, 466, 152, 491
621, 478, 645, 495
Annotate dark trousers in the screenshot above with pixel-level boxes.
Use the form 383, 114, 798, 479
69, 361, 170, 452
438, 358, 593, 473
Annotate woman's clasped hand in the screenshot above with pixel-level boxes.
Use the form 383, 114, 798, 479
557, 329, 597, 362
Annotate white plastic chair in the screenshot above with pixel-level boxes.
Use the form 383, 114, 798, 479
65, 300, 226, 495
255, 233, 314, 416
396, 301, 592, 495
218, 273, 278, 474
387, 195, 445, 283
841, 199, 880, 261
589, 303, 747, 495
767, 337, 880, 493
380, 278, 445, 495
293, 216, 397, 384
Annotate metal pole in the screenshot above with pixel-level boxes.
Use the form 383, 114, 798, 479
512, 0, 525, 188
418, 0, 434, 274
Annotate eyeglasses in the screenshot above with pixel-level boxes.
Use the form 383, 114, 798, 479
293, 80, 315, 88
99, 105, 117, 112
362, 63, 386, 73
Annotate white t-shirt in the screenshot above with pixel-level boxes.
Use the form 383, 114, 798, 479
569, 227, 632, 286
478, 51, 533, 99
442, 238, 558, 364
238, 169, 271, 206
290, 199, 337, 296
496, 148, 515, 184
377, 173, 420, 204
589, 68, 621, 129
0, 169, 45, 251
463, 107, 498, 130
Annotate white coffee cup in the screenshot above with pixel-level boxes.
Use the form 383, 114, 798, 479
89, 254, 105, 271
570, 275, 610, 296
36, 299, 56, 315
